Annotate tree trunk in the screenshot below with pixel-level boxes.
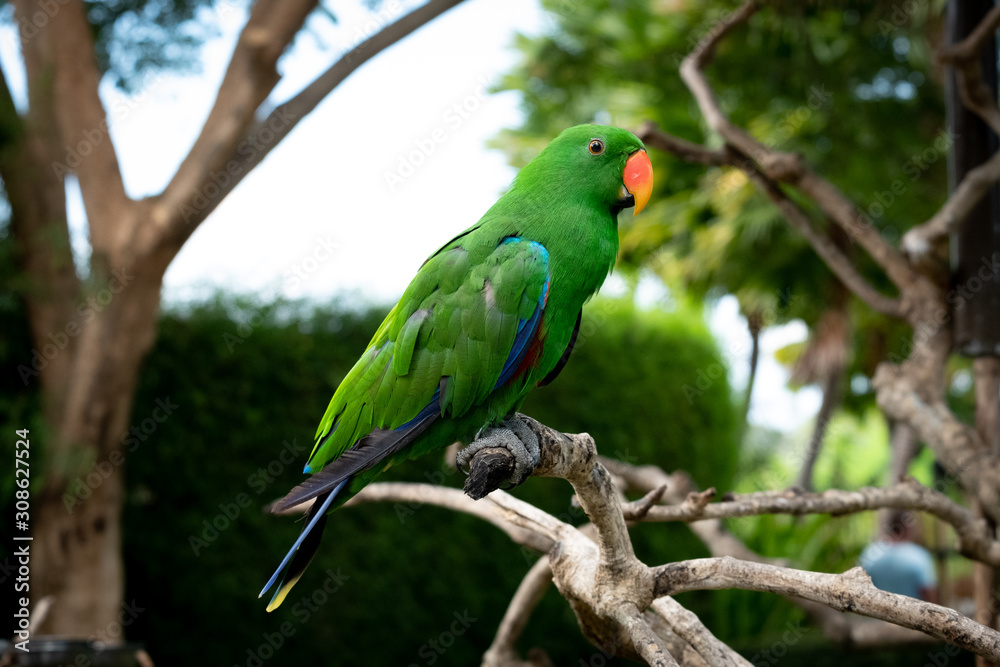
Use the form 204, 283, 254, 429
31, 224, 170, 637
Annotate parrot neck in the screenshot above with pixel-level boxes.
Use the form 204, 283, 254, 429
488, 180, 621, 306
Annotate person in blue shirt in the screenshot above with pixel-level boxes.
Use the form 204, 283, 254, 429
859, 509, 938, 603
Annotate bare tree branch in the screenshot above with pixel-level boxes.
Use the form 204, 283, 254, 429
341, 481, 554, 553
679, 1, 763, 161
637, 119, 905, 316
677, 0, 918, 292
301, 418, 1000, 664
903, 151, 1000, 257
628, 479, 1000, 567
795, 369, 842, 491
745, 171, 905, 317
482, 558, 554, 667
973, 357, 1000, 653
469, 419, 723, 665
792, 170, 918, 290
940, 5, 1000, 135
639, 612, 712, 667
615, 606, 681, 667
151, 0, 468, 252
888, 422, 919, 485
875, 364, 1000, 523
651, 597, 753, 667
604, 461, 768, 563
637, 121, 728, 166
653, 557, 1000, 661
13, 0, 133, 255
942, 4, 1000, 69
652, 0, 1000, 539
150, 0, 319, 253
606, 456, 992, 649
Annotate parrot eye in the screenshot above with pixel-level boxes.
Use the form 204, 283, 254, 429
588, 139, 605, 155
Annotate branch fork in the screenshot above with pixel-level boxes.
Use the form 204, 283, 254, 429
436, 416, 1000, 665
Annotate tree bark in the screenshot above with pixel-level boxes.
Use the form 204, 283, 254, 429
340, 424, 1000, 664
6, 0, 153, 635
31, 251, 168, 636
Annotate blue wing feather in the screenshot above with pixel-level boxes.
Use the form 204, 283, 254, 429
493, 237, 550, 389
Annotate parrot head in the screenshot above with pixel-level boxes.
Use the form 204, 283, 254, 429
520, 124, 653, 217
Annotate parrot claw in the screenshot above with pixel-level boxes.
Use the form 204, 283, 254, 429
457, 417, 540, 489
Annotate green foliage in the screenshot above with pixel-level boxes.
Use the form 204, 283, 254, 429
497, 0, 950, 412
0, 0, 228, 90
85, 0, 224, 89
114, 294, 737, 665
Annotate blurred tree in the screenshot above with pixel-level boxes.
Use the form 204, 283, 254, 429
0, 0, 466, 637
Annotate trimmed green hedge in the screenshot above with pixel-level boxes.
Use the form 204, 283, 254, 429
118, 295, 739, 665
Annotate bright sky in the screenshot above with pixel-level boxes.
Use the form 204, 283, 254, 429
0, 0, 820, 430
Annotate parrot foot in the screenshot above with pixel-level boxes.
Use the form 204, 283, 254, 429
457, 417, 540, 498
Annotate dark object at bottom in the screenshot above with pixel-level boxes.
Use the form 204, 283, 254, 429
2, 638, 144, 667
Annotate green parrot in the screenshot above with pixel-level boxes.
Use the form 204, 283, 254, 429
261, 124, 653, 610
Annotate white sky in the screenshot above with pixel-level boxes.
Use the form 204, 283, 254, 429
0, 0, 820, 430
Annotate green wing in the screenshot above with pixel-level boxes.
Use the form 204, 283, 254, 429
302, 236, 550, 475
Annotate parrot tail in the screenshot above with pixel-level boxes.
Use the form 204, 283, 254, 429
259, 478, 348, 611
270, 400, 440, 515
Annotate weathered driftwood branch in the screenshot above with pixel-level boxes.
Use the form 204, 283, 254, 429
651, 597, 753, 667
653, 557, 1000, 661
626, 478, 1000, 568
473, 417, 670, 665
333, 417, 1000, 666
343, 482, 553, 553
481, 558, 554, 667
606, 456, 981, 649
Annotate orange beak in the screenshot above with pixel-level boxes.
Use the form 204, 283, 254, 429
623, 150, 653, 216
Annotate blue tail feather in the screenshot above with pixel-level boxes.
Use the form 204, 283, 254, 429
259, 478, 348, 608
